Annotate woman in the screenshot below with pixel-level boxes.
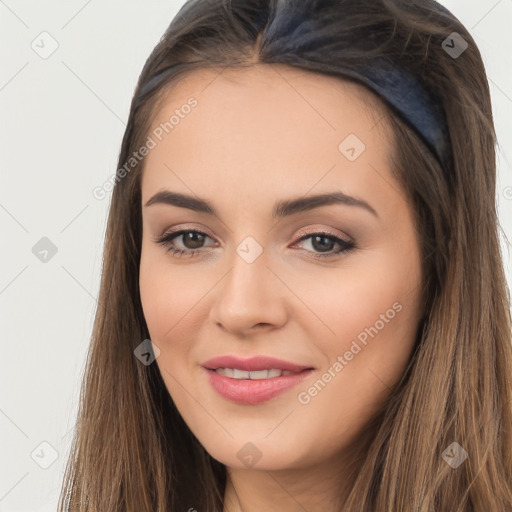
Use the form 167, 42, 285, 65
59, 0, 512, 510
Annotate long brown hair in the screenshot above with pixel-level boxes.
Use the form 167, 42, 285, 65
59, 0, 512, 510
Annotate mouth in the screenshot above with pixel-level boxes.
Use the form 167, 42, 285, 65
212, 368, 297, 378
201, 355, 315, 404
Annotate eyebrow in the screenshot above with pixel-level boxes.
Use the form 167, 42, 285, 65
144, 190, 378, 219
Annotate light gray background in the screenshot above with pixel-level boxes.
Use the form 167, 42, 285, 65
0, 1, 511, 510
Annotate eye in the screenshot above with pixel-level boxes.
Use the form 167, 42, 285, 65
153, 229, 215, 258
292, 230, 356, 259
153, 228, 357, 260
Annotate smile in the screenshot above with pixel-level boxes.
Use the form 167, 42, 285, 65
214, 368, 295, 379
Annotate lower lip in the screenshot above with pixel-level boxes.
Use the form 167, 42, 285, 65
204, 367, 314, 404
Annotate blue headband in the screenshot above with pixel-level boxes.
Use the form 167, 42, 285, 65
329, 58, 451, 168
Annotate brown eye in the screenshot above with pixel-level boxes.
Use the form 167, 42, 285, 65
153, 229, 214, 258
178, 231, 207, 249
294, 232, 356, 259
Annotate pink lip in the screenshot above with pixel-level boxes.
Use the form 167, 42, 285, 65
204, 368, 314, 404
201, 355, 315, 404
202, 355, 313, 373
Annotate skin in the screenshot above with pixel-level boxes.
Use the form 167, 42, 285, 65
139, 63, 424, 511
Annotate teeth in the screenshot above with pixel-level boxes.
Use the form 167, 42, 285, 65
215, 368, 295, 379
233, 368, 249, 379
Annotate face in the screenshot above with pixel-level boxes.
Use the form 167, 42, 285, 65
139, 63, 424, 471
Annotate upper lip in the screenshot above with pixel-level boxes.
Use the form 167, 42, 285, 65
202, 355, 314, 373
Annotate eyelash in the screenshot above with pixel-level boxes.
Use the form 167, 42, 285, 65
153, 228, 356, 260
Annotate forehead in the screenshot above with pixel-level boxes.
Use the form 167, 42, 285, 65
141, 63, 395, 210
149, 63, 387, 137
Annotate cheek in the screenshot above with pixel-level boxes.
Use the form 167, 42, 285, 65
139, 247, 222, 405
139, 255, 205, 403
289, 248, 421, 356
139, 257, 174, 342
294, 249, 421, 430
139, 246, 208, 342
293, 244, 420, 373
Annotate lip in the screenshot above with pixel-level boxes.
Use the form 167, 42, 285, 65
204, 367, 314, 404
202, 355, 313, 373
202, 355, 315, 405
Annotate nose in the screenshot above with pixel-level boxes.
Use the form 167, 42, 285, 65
208, 244, 288, 337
